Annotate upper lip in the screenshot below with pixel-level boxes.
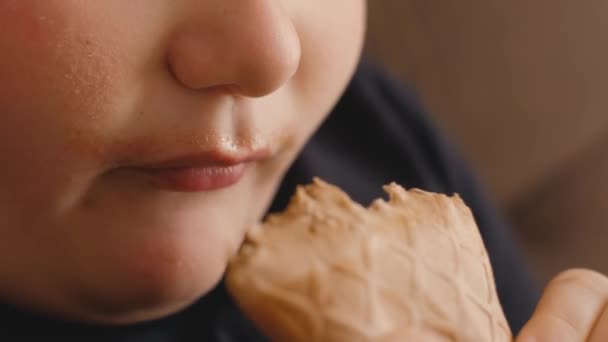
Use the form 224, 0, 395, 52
131, 148, 272, 170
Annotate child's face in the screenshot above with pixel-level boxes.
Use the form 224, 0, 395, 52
0, 1, 366, 323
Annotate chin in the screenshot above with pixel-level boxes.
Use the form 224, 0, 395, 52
73, 233, 231, 325
58, 171, 263, 324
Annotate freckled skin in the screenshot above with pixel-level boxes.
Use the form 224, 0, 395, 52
0, 1, 366, 324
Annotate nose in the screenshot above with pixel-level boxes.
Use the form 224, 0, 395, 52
167, 1, 301, 98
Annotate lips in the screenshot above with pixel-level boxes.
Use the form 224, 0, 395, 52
128, 148, 272, 192
138, 163, 248, 192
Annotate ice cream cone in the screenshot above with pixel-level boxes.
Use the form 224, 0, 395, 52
226, 178, 512, 341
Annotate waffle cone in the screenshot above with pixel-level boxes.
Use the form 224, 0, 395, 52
226, 178, 512, 341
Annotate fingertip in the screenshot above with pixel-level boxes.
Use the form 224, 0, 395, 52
551, 268, 608, 298
515, 312, 580, 342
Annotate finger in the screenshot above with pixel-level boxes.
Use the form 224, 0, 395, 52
516, 269, 608, 342
588, 304, 608, 342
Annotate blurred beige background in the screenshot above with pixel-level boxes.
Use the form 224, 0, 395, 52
365, 0, 608, 285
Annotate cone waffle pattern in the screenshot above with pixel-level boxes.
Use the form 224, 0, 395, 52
227, 179, 512, 341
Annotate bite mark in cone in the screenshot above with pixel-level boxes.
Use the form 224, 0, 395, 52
226, 178, 512, 341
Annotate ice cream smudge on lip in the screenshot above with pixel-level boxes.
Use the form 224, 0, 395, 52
226, 178, 512, 342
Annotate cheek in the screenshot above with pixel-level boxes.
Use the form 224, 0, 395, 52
289, 0, 366, 130
0, 3, 115, 132
295, 1, 366, 87
0, 2, 129, 211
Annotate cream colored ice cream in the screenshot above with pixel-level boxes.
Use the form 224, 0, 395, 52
226, 178, 512, 341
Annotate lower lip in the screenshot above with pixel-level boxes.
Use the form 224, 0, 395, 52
138, 163, 248, 192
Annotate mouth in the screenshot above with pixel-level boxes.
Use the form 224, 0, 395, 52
136, 163, 248, 192
128, 148, 271, 193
